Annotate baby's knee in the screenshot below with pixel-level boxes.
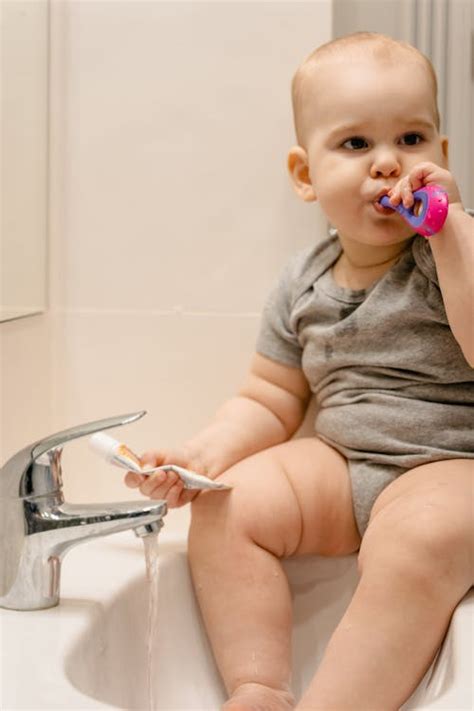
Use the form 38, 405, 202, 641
359, 502, 471, 594
189, 451, 301, 559
189, 457, 252, 535
189, 481, 231, 532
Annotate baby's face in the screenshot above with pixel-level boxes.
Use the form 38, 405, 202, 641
295, 57, 448, 246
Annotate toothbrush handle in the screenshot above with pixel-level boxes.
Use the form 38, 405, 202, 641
380, 184, 449, 237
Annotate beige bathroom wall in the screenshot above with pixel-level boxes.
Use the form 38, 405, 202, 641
2, 1, 331, 539
1, 0, 49, 321
0, 0, 53, 464
0, 314, 55, 465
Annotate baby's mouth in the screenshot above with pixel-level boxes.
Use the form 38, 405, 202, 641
372, 198, 396, 216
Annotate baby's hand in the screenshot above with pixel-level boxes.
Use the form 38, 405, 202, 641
124, 448, 202, 508
388, 162, 463, 213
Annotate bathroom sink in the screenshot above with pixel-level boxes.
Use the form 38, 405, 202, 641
64, 540, 360, 708
0, 531, 472, 709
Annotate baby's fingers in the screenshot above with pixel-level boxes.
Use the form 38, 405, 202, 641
139, 470, 185, 507
140, 470, 168, 496
390, 176, 414, 209
140, 449, 166, 469
401, 177, 415, 208
124, 471, 146, 489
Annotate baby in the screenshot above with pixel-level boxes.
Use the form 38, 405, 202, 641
126, 32, 473, 711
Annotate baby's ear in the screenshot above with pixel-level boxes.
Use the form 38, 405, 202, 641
287, 146, 317, 202
440, 135, 449, 168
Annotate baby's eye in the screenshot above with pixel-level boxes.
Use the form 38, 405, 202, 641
400, 132, 424, 146
341, 136, 369, 151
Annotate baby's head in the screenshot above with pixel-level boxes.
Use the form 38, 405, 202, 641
288, 32, 449, 247
292, 32, 440, 150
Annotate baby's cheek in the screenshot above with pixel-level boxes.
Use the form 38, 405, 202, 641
315, 188, 344, 221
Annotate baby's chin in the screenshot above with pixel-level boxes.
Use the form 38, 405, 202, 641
336, 225, 415, 247
335, 216, 415, 246
364, 231, 415, 246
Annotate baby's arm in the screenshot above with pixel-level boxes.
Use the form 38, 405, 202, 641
389, 162, 474, 366
185, 353, 311, 476
126, 353, 311, 504
429, 207, 474, 366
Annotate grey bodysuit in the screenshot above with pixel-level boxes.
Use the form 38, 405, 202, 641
256, 224, 474, 535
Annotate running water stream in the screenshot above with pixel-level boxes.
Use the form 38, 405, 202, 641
143, 533, 160, 711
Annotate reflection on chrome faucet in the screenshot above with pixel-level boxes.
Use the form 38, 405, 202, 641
0, 411, 167, 610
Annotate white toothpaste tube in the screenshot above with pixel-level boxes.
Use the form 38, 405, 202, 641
89, 432, 144, 473
89, 432, 232, 491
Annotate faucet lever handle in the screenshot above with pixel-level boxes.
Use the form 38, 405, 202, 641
1, 411, 147, 499
31, 411, 147, 462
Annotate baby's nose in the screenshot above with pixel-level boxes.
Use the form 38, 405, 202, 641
369, 148, 402, 179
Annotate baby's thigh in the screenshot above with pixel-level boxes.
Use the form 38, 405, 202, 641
360, 459, 474, 588
192, 437, 361, 558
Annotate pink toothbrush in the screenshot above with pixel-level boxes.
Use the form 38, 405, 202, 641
379, 184, 449, 237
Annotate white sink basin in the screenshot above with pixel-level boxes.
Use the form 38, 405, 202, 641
1, 531, 472, 709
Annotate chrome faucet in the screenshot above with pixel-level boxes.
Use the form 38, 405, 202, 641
0, 411, 167, 610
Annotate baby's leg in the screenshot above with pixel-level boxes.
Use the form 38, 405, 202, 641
297, 459, 474, 710
188, 437, 361, 711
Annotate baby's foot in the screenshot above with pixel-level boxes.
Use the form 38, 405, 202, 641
222, 682, 296, 711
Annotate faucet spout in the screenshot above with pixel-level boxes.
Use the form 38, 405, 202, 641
30, 498, 168, 555
0, 495, 167, 611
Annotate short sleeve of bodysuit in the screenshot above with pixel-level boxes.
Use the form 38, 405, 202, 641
255, 237, 341, 368
255, 257, 303, 367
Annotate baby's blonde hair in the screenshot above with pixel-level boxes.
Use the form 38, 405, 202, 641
291, 32, 440, 147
